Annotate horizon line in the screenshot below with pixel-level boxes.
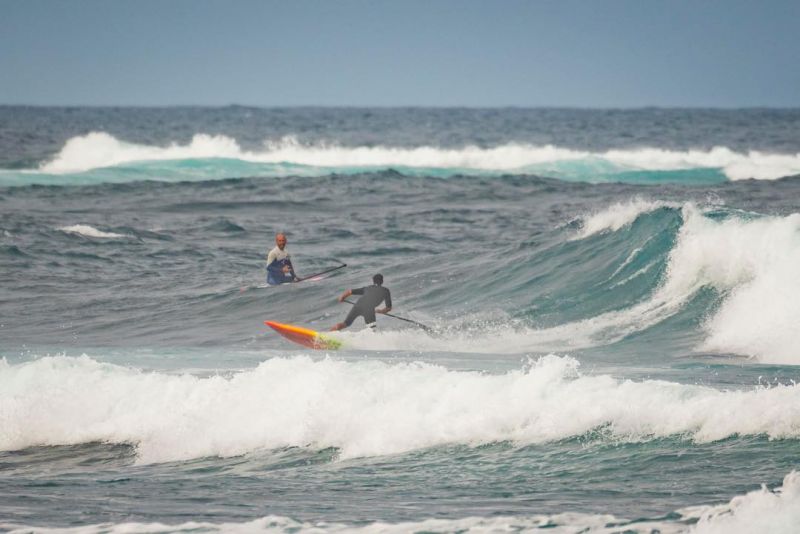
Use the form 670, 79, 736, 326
3, 103, 800, 111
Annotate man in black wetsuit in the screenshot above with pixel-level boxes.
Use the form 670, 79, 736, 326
331, 273, 392, 331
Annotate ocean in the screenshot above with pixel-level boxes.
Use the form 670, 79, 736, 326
1, 106, 799, 533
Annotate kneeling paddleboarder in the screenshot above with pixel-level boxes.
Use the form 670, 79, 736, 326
331, 274, 392, 331
266, 232, 299, 285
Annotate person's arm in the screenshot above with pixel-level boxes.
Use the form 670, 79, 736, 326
338, 289, 353, 302
377, 289, 392, 314
286, 258, 300, 281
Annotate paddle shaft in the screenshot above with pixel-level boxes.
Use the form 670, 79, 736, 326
296, 263, 347, 282
343, 298, 433, 332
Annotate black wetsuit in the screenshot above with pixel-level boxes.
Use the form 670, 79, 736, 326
343, 284, 392, 326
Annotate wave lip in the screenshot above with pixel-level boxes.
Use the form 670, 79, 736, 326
33, 132, 800, 181
3, 354, 800, 464
574, 198, 678, 239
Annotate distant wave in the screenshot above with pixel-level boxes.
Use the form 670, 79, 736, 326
4, 471, 797, 532
59, 224, 127, 239
41, 132, 243, 173
20, 131, 800, 182
2, 354, 800, 464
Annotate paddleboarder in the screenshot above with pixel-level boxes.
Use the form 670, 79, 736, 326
331, 274, 392, 331
266, 232, 299, 285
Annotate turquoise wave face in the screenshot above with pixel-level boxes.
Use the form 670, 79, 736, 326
505, 207, 681, 324
0, 157, 732, 186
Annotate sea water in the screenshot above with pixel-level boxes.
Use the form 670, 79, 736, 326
1, 107, 799, 532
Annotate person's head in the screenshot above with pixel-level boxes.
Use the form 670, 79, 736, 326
373, 273, 383, 286
275, 233, 287, 250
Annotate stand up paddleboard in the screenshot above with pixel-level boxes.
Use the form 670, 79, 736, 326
265, 321, 342, 350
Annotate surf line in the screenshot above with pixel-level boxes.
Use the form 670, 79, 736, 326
343, 298, 433, 332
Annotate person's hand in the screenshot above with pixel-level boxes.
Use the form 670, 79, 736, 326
338, 295, 345, 303
281, 265, 290, 273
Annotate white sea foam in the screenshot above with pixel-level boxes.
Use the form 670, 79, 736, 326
59, 224, 127, 239
670, 206, 800, 364
3, 472, 798, 533
604, 146, 800, 181
39, 132, 800, 180
683, 470, 800, 534
0, 514, 634, 533
2, 354, 800, 464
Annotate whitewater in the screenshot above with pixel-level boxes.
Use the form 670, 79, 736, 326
3, 354, 800, 464
1, 106, 799, 532
0, 131, 794, 186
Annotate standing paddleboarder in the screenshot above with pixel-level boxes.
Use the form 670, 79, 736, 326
331, 274, 392, 330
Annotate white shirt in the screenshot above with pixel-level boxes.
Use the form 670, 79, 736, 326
266, 246, 290, 266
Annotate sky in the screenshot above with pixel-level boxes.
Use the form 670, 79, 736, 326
1, 0, 799, 107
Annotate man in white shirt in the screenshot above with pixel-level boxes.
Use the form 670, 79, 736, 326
266, 233, 299, 285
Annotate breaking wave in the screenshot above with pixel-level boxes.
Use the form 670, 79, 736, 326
2, 354, 799, 464
0, 132, 796, 185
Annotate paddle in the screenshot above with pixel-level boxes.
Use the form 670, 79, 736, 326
343, 298, 434, 332
296, 262, 347, 282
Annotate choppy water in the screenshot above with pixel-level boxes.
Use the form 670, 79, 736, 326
1, 107, 799, 533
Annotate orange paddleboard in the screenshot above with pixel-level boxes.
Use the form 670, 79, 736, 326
265, 321, 343, 350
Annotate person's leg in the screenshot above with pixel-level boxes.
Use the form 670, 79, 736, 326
363, 308, 376, 329
331, 307, 361, 331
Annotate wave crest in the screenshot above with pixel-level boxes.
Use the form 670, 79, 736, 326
575, 198, 677, 239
